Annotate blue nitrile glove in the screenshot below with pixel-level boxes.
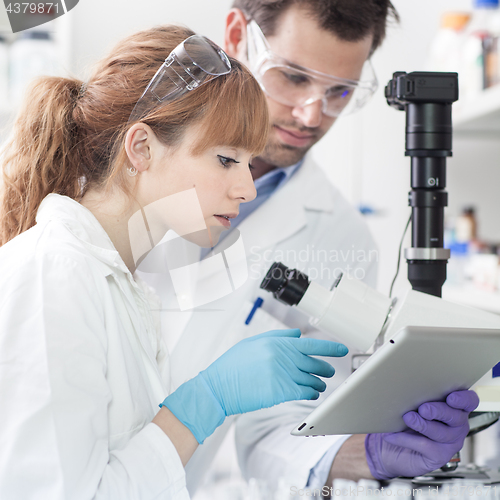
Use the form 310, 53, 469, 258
161, 329, 348, 444
365, 390, 480, 480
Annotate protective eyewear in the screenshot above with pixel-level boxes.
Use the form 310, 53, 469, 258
246, 20, 378, 118
129, 35, 231, 123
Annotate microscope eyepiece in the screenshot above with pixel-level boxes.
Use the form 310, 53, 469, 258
260, 262, 310, 306
260, 262, 288, 293
260, 261, 393, 352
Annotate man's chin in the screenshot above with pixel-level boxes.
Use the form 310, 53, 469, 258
259, 142, 312, 169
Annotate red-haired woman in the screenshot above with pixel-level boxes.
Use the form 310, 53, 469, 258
0, 25, 348, 499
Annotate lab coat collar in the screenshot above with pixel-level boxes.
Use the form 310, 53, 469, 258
211, 154, 334, 255
36, 193, 129, 274
36, 194, 163, 369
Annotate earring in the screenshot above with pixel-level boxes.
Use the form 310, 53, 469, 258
127, 166, 137, 177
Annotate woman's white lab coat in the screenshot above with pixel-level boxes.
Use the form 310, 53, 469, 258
0, 194, 190, 499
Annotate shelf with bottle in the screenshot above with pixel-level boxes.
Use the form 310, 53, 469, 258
427, 1, 500, 134
442, 208, 500, 315
442, 252, 500, 314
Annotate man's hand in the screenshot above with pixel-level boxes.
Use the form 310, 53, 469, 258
364, 390, 479, 480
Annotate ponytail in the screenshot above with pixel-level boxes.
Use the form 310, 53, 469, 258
0, 76, 83, 246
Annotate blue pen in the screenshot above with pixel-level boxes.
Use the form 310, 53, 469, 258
245, 297, 264, 325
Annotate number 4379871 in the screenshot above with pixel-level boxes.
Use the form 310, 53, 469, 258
5, 3, 59, 14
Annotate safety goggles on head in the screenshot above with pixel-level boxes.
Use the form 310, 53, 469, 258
128, 35, 231, 124
246, 20, 378, 118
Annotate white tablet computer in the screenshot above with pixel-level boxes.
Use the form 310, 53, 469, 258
291, 326, 500, 437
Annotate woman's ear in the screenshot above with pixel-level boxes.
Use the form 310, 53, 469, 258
125, 123, 154, 172
224, 8, 248, 61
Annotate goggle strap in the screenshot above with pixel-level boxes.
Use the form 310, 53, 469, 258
150, 72, 184, 102
167, 55, 203, 88
246, 21, 269, 71
129, 95, 157, 123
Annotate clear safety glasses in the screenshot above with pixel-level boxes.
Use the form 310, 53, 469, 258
246, 20, 378, 118
129, 35, 232, 123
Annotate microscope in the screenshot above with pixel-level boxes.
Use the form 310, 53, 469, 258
259, 72, 500, 481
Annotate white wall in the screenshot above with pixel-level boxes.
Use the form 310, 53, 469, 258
65, 0, 497, 297
64, 0, 232, 79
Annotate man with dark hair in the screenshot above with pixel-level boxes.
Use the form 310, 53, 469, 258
146, 0, 478, 494
231, 0, 396, 55
219, 0, 475, 491
224, 0, 396, 176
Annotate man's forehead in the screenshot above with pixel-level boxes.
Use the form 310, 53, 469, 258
264, 4, 373, 80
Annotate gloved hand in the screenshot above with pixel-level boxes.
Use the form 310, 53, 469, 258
365, 390, 479, 480
161, 329, 348, 444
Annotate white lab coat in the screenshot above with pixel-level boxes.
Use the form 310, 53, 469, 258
0, 194, 190, 500
139, 155, 379, 493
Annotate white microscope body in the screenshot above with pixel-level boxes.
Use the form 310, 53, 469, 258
261, 263, 500, 412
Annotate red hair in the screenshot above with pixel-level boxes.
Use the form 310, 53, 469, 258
0, 25, 269, 246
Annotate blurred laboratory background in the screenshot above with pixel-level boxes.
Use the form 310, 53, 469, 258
1, 0, 500, 496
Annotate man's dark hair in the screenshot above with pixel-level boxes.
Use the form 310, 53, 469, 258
231, 0, 399, 53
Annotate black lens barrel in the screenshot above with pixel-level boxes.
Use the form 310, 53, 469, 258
260, 262, 310, 306
406, 102, 453, 151
386, 72, 458, 298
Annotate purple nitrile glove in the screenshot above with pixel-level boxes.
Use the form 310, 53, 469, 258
365, 390, 479, 480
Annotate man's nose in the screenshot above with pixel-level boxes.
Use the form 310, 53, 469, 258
291, 99, 323, 128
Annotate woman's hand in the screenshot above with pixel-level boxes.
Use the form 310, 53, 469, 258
161, 329, 348, 444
